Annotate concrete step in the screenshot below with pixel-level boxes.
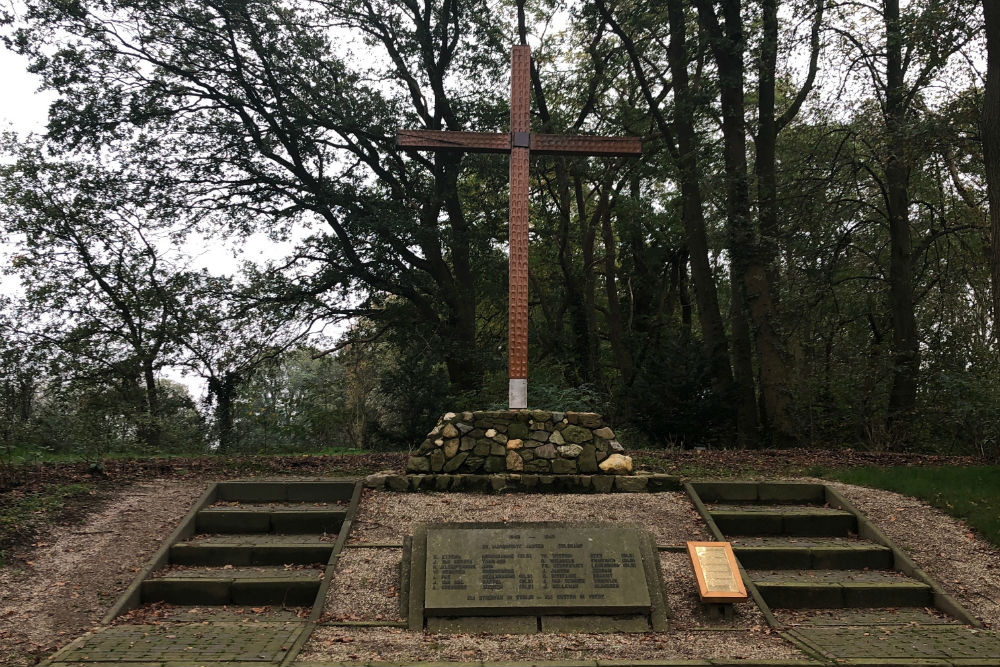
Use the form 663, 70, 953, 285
710, 504, 856, 536
772, 606, 960, 626
216, 479, 356, 503
749, 568, 932, 609
195, 506, 347, 534
730, 536, 892, 570
692, 481, 827, 504
142, 566, 323, 606
170, 536, 335, 566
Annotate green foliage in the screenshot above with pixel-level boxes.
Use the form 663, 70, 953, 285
0, 0, 995, 456
828, 466, 1000, 549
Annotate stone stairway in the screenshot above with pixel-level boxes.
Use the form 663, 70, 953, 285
138, 481, 350, 609
46, 479, 361, 666
689, 482, 946, 618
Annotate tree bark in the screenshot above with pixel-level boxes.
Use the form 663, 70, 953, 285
984, 0, 1000, 345
695, 0, 766, 444
665, 0, 735, 400
600, 194, 635, 388
141, 358, 162, 449
209, 373, 239, 452
883, 0, 919, 427
753, 0, 795, 442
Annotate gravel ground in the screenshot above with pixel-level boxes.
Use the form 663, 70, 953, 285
0, 480, 206, 666
298, 626, 796, 663
828, 480, 1000, 628
347, 489, 711, 545
323, 548, 405, 622
304, 489, 794, 663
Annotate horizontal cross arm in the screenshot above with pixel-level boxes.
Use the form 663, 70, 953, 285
396, 129, 510, 154
531, 134, 642, 157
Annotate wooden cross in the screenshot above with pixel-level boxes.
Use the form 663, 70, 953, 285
396, 45, 642, 409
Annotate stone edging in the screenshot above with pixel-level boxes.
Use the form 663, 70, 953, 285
365, 471, 680, 493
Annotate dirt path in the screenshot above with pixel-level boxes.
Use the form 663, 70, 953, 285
0, 480, 206, 666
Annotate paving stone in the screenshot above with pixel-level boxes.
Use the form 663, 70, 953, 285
792, 626, 1000, 660
50, 622, 305, 664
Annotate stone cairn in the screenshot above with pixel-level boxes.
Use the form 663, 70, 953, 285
405, 410, 633, 476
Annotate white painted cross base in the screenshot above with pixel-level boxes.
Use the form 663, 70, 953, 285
509, 378, 527, 410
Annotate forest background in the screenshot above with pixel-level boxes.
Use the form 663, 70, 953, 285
0, 0, 998, 462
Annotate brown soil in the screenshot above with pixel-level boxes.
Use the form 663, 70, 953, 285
0, 480, 205, 666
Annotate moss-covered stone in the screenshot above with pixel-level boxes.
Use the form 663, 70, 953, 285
443, 451, 469, 472
406, 455, 430, 473
578, 444, 599, 473
507, 422, 529, 439
552, 458, 577, 474
524, 458, 551, 473
562, 425, 593, 443
484, 455, 505, 473
430, 449, 446, 472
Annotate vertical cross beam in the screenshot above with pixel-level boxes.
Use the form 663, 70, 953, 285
508, 45, 531, 410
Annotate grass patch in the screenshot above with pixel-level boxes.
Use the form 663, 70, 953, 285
0, 482, 98, 566
826, 465, 1000, 548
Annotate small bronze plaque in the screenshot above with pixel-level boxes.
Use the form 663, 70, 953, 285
686, 541, 747, 603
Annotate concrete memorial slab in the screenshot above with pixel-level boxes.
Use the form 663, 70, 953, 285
404, 522, 668, 633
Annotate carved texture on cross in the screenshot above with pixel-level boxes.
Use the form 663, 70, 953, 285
394, 45, 642, 388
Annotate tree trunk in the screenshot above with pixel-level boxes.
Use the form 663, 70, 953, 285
209, 373, 238, 452
666, 0, 734, 399
432, 156, 482, 392
577, 177, 601, 384
884, 0, 919, 427
984, 0, 1000, 344
753, 0, 795, 443
141, 358, 162, 449
600, 196, 635, 388
730, 277, 761, 445
695, 0, 766, 445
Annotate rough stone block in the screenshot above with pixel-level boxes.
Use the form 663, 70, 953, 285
536, 443, 557, 459
507, 423, 529, 439
443, 451, 469, 472
615, 476, 648, 492
484, 455, 505, 473
557, 444, 584, 458
405, 456, 430, 473
386, 475, 409, 492
520, 474, 539, 489
552, 458, 577, 474
562, 425, 593, 443
592, 475, 614, 493
430, 449, 445, 472
578, 444, 599, 473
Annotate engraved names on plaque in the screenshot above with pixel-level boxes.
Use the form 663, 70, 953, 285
686, 541, 748, 603
424, 526, 651, 616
